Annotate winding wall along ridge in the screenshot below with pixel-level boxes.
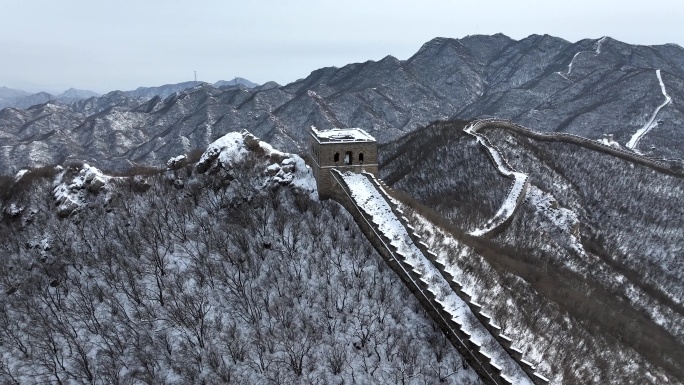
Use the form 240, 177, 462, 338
626, 69, 672, 151
463, 116, 683, 236
330, 170, 550, 385
464, 121, 530, 237
471, 118, 683, 177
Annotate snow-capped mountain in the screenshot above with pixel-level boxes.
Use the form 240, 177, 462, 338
1, 34, 683, 172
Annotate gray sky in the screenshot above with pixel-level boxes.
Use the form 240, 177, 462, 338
1, 0, 683, 94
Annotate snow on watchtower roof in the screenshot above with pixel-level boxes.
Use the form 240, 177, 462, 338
310, 126, 376, 144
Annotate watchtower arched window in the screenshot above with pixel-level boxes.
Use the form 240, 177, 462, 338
334, 152, 339, 162
345, 151, 352, 165
358, 153, 364, 163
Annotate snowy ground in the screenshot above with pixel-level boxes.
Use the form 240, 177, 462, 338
626, 69, 672, 150
341, 171, 536, 385
465, 123, 529, 236
556, 37, 607, 80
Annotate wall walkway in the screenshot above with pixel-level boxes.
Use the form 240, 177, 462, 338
463, 118, 684, 237
330, 170, 550, 385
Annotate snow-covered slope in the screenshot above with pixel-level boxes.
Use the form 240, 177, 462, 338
0, 131, 485, 384
381, 119, 684, 384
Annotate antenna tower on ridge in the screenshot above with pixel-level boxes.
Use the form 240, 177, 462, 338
194, 71, 197, 82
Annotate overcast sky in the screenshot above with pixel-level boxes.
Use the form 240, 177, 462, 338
1, 0, 683, 94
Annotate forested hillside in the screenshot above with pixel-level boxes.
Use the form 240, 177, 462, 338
381, 120, 684, 384
0, 132, 479, 384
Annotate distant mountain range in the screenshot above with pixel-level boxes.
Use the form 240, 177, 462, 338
0, 87, 100, 109
0, 78, 260, 110
0, 34, 683, 172
214, 77, 260, 89
122, 78, 260, 99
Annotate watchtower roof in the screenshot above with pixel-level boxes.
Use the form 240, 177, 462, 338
311, 126, 376, 144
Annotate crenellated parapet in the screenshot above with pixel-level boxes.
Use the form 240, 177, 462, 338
365, 173, 550, 384
328, 169, 551, 385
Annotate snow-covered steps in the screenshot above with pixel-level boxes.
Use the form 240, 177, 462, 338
331, 170, 549, 385
369, 175, 551, 384
626, 69, 672, 151
465, 123, 530, 236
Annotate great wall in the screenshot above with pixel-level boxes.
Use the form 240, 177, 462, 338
465, 118, 684, 237
331, 170, 550, 385
308, 119, 684, 385
309, 125, 553, 385
471, 118, 684, 177
464, 121, 529, 237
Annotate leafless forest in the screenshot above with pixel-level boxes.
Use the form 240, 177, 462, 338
0, 152, 479, 384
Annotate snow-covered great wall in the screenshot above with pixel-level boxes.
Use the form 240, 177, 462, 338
626, 69, 672, 151
463, 117, 684, 237
464, 122, 529, 237
470, 118, 683, 176
328, 170, 550, 385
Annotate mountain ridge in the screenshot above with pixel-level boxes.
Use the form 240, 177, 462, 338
1, 34, 683, 172
0, 78, 260, 110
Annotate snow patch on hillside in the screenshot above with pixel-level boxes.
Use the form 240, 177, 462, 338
626, 69, 672, 150
14, 169, 28, 182
526, 185, 585, 256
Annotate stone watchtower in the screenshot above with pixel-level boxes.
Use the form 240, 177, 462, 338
309, 126, 378, 199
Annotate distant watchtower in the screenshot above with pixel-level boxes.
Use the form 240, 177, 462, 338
309, 126, 378, 199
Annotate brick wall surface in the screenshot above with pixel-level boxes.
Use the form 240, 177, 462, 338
310, 133, 379, 199
329, 171, 551, 385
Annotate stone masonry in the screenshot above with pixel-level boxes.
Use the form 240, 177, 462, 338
308, 126, 379, 199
